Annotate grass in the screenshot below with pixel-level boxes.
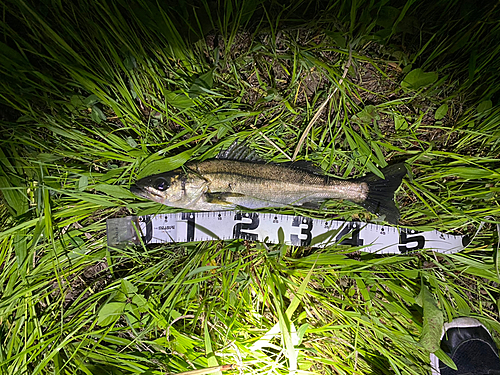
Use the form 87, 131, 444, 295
0, 0, 500, 374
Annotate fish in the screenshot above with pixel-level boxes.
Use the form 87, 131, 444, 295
131, 143, 407, 224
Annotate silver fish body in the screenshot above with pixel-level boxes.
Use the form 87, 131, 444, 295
131, 158, 406, 223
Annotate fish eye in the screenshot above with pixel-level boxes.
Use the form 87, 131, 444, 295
154, 178, 169, 191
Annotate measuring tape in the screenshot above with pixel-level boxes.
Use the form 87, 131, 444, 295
106, 211, 469, 254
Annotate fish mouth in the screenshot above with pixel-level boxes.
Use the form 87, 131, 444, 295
130, 184, 165, 200
130, 184, 148, 199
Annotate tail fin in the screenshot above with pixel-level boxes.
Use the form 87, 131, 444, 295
354, 163, 407, 224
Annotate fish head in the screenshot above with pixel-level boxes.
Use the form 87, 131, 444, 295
131, 170, 209, 208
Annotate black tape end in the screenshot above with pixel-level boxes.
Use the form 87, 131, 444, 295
462, 235, 471, 247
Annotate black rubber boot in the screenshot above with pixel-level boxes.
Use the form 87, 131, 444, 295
430, 317, 500, 375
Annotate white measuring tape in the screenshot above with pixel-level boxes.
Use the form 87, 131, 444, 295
106, 211, 469, 254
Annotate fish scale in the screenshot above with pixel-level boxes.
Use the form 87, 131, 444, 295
195, 159, 367, 207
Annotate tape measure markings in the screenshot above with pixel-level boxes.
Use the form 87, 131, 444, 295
106, 211, 468, 254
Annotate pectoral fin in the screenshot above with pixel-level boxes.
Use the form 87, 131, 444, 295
205, 192, 245, 205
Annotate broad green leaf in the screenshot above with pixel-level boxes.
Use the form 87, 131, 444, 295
477, 100, 492, 113
97, 302, 126, 326
434, 104, 448, 120
123, 55, 137, 70
91, 106, 106, 123
70, 95, 85, 108
297, 323, 309, 345
197, 70, 214, 89
77, 176, 88, 191
376, 6, 400, 28
325, 31, 346, 48
401, 68, 438, 90
91, 107, 103, 123
169, 310, 182, 320
163, 89, 195, 109
352, 105, 379, 123
400, 269, 419, 278
121, 279, 138, 296
132, 295, 148, 313
189, 70, 215, 97
417, 284, 443, 353
84, 94, 99, 106
126, 136, 138, 148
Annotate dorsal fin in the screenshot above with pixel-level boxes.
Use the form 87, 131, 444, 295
280, 160, 324, 175
216, 140, 265, 162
